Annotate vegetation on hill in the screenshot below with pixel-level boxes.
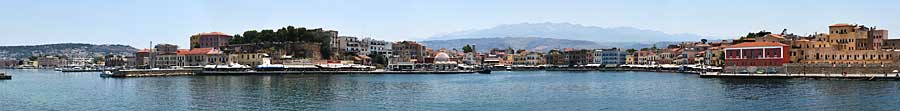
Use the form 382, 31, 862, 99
230, 26, 334, 59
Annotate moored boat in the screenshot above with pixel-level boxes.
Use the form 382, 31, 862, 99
0, 73, 10, 80
477, 69, 491, 74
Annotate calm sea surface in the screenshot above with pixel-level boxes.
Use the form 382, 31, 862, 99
1, 69, 899, 111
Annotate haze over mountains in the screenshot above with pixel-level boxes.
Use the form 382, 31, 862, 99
422, 23, 713, 51
420, 37, 607, 52
426, 22, 709, 42
0, 43, 137, 59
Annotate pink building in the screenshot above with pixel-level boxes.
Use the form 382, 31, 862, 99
190, 32, 232, 49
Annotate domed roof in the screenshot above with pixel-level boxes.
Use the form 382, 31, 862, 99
435, 52, 450, 61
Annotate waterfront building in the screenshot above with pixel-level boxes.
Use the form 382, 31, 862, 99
593, 48, 628, 66
155, 48, 227, 67
656, 48, 680, 64
432, 52, 458, 71
562, 48, 593, 66
545, 49, 563, 66
361, 38, 392, 56
182, 48, 228, 66
634, 51, 658, 65
791, 24, 894, 64
154, 50, 182, 67
36, 56, 63, 68
704, 47, 725, 66
391, 41, 426, 63
228, 53, 268, 66
513, 51, 545, 66
460, 52, 481, 65
625, 55, 636, 65
723, 42, 790, 67
0, 59, 21, 68
133, 49, 151, 67
64, 57, 93, 67
337, 36, 365, 55
104, 55, 127, 67
387, 41, 427, 71
483, 54, 503, 67
190, 32, 232, 49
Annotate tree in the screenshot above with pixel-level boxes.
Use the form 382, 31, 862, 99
462, 45, 474, 53
626, 48, 637, 53
368, 52, 387, 68
700, 39, 708, 44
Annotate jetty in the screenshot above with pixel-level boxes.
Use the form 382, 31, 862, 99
0, 73, 10, 80
700, 72, 900, 79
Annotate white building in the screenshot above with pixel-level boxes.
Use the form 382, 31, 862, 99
337, 36, 365, 55
361, 37, 392, 56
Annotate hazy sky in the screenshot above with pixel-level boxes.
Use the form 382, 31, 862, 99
1, 0, 898, 48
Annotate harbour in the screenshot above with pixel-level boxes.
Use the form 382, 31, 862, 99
3, 69, 900, 110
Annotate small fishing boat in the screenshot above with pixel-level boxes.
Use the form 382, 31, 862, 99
0, 73, 10, 80
477, 69, 491, 74
100, 71, 115, 77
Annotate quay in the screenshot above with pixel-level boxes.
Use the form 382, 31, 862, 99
700, 72, 900, 80
61, 69, 113, 72
105, 69, 481, 78
0, 73, 10, 80
199, 70, 478, 75
105, 69, 199, 77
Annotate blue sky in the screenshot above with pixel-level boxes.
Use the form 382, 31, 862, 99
1, 0, 898, 48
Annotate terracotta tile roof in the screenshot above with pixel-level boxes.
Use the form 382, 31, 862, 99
726, 42, 788, 48
177, 48, 221, 55
193, 32, 232, 37
767, 34, 784, 38
137, 48, 151, 53
829, 23, 851, 27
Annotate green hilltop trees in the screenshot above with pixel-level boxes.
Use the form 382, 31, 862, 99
230, 26, 335, 59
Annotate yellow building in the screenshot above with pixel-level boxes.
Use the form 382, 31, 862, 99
791, 24, 895, 64
229, 53, 268, 66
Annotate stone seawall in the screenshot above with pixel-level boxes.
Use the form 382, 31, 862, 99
725, 64, 900, 74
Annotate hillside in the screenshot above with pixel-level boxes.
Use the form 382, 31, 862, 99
0, 43, 138, 59
420, 37, 610, 52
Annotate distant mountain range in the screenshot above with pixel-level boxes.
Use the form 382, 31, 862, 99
0, 43, 137, 59
426, 22, 710, 42
420, 22, 707, 51
420, 37, 682, 52
421, 37, 607, 52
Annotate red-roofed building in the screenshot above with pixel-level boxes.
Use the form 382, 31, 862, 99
190, 32, 232, 49
155, 48, 227, 67
723, 42, 790, 67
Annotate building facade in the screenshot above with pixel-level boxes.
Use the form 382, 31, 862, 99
593, 48, 627, 65
190, 32, 232, 49
723, 42, 790, 67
